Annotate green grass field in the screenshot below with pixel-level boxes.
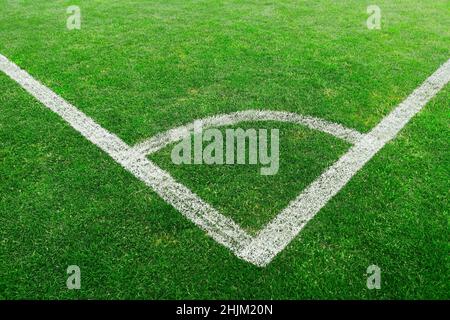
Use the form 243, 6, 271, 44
0, 0, 449, 299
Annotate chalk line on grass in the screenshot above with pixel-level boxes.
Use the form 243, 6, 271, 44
1, 53, 448, 267
0, 53, 252, 253
132, 110, 364, 156
237, 58, 450, 266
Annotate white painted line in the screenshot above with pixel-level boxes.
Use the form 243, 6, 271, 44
132, 110, 364, 155
0, 54, 252, 254
237, 58, 450, 266
1, 53, 448, 267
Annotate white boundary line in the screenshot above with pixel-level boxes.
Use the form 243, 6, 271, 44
1, 53, 448, 267
0, 54, 252, 253
237, 58, 450, 265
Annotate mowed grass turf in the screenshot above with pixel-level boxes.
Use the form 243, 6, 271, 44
0, 0, 449, 299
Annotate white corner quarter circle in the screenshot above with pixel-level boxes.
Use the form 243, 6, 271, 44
131, 110, 365, 156
1, 53, 449, 267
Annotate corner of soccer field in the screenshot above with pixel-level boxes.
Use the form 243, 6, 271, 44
0, 0, 449, 300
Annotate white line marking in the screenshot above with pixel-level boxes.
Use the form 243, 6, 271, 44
238, 58, 450, 266
132, 110, 364, 155
1, 53, 448, 267
0, 54, 252, 253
